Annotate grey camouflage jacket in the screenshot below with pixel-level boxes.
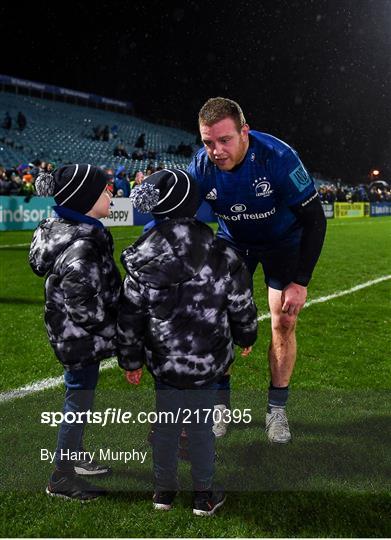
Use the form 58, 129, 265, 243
117, 218, 258, 388
29, 219, 121, 370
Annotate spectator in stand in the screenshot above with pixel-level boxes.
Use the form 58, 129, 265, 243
103, 167, 115, 194
3, 112, 12, 130
135, 133, 146, 149
0, 167, 12, 194
30, 160, 49, 177
336, 187, 347, 202
176, 142, 193, 157
130, 170, 144, 190
102, 125, 110, 142
111, 125, 118, 139
114, 166, 130, 197
22, 167, 34, 186
92, 125, 104, 141
0, 173, 19, 195
131, 150, 144, 160
17, 112, 27, 131
113, 142, 130, 159
30, 159, 42, 178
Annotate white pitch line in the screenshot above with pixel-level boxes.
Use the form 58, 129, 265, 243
0, 243, 30, 248
0, 358, 117, 404
257, 274, 391, 322
0, 275, 390, 404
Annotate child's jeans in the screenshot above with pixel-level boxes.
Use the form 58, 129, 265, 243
55, 362, 100, 472
153, 378, 218, 492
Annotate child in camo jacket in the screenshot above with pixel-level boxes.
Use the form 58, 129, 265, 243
29, 163, 121, 501
117, 168, 258, 516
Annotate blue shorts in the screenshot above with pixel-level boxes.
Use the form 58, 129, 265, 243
237, 244, 301, 291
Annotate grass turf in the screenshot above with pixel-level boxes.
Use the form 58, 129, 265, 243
0, 217, 390, 537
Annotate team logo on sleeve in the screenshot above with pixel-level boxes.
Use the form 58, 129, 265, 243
289, 164, 312, 192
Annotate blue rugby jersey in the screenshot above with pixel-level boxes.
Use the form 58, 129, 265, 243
188, 131, 317, 251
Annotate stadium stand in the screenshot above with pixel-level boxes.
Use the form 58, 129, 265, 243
0, 91, 196, 175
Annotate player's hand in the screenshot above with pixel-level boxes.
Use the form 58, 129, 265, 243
241, 346, 252, 357
125, 368, 143, 385
281, 282, 307, 316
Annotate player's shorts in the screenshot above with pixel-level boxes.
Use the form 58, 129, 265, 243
236, 243, 301, 291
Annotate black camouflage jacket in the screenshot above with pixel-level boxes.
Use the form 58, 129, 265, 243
117, 218, 258, 388
29, 219, 121, 370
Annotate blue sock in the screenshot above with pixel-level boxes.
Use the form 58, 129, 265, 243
267, 383, 289, 412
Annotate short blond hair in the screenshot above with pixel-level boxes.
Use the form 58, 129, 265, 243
198, 97, 246, 132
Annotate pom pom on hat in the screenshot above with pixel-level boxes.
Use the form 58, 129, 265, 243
35, 173, 56, 196
34, 164, 108, 214
129, 182, 160, 213
130, 168, 199, 219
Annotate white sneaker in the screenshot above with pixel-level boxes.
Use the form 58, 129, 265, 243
212, 404, 230, 438
265, 407, 292, 444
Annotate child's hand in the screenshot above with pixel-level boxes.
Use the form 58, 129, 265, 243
125, 368, 143, 385
241, 346, 252, 357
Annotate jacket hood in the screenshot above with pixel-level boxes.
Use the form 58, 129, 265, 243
29, 218, 108, 276
115, 165, 126, 178
121, 218, 215, 288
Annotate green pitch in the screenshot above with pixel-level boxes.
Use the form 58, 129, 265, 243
0, 217, 390, 538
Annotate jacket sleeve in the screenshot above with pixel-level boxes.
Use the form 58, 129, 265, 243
60, 245, 109, 335
117, 274, 148, 370
226, 252, 258, 347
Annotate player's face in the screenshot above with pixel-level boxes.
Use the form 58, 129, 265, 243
200, 117, 250, 171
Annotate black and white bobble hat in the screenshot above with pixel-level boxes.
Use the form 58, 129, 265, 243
35, 163, 108, 214
130, 168, 199, 219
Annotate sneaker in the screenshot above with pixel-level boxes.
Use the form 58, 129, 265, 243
74, 458, 112, 477
46, 471, 106, 501
153, 490, 177, 511
212, 405, 230, 438
193, 489, 226, 516
265, 407, 292, 444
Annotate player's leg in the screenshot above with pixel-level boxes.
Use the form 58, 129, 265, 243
260, 243, 301, 443
268, 287, 297, 386
266, 287, 298, 443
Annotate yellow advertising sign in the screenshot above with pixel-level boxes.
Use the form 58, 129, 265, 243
334, 203, 370, 218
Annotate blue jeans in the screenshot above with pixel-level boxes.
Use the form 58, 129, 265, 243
153, 379, 217, 491
55, 362, 100, 471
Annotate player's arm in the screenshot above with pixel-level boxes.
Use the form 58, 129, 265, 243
279, 194, 326, 315
289, 193, 327, 287
275, 150, 327, 315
